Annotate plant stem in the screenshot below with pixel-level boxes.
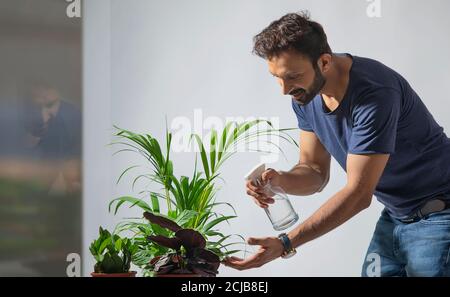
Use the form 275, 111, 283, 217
165, 185, 172, 213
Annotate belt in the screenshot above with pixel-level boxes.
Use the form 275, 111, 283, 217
399, 198, 449, 223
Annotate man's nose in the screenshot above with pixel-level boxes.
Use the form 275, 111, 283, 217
279, 79, 290, 95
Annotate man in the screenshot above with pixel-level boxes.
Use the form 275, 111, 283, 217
22, 79, 82, 193
224, 12, 450, 276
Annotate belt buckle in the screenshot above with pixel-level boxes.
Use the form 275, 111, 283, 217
399, 216, 418, 223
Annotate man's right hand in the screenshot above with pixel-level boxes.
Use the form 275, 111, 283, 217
245, 168, 282, 208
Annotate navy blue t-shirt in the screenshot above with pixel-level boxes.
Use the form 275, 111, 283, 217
292, 54, 450, 218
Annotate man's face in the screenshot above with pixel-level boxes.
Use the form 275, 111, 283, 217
26, 86, 61, 137
267, 49, 326, 106
31, 87, 60, 125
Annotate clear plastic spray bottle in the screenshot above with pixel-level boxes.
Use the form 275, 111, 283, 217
245, 163, 299, 231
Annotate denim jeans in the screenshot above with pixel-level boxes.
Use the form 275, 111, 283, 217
361, 208, 450, 277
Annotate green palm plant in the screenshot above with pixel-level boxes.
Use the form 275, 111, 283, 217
108, 120, 297, 275
191, 119, 297, 181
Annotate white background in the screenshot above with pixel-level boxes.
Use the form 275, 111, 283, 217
83, 0, 450, 276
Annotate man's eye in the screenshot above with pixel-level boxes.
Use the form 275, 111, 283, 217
286, 75, 300, 80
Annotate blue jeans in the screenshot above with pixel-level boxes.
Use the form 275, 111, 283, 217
361, 208, 450, 277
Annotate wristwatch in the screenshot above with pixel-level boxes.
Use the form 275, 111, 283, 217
278, 233, 297, 259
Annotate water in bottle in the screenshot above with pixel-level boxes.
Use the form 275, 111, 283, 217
258, 180, 299, 231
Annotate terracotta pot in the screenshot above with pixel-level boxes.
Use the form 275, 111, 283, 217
91, 271, 137, 277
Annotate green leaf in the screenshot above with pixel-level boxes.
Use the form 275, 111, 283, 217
132, 174, 155, 191
168, 210, 177, 219
151, 193, 160, 213
175, 210, 198, 227
163, 123, 172, 175
190, 134, 210, 180
206, 234, 232, 247
116, 165, 140, 185
208, 202, 237, 216
217, 121, 235, 162
114, 238, 122, 251
222, 249, 241, 256
202, 215, 237, 232
209, 129, 217, 175
108, 196, 152, 215
205, 230, 225, 238
98, 237, 112, 254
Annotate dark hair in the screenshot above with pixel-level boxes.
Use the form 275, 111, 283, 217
252, 11, 332, 63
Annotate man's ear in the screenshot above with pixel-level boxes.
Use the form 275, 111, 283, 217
317, 53, 332, 73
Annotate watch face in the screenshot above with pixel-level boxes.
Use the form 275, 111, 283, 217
282, 249, 297, 259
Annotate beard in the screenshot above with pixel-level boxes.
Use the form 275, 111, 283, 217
291, 64, 326, 106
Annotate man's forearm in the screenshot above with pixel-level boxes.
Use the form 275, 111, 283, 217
288, 186, 371, 249
278, 163, 327, 196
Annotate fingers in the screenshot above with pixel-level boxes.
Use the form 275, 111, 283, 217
246, 189, 274, 206
245, 187, 263, 198
248, 194, 274, 208
222, 237, 280, 271
223, 254, 261, 270
252, 196, 268, 208
222, 256, 242, 264
246, 180, 263, 193
261, 168, 278, 183
245, 180, 275, 208
246, 180, 268, 197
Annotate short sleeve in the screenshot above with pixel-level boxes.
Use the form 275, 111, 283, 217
291, 100, 313, 132
348, 88, 401, 154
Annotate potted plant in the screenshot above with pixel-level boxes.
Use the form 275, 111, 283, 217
104, 120, 297, 276
89, 227, 138, 277
143, 211, 220, 277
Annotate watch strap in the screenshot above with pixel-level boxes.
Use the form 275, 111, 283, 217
278, 233, 292, 252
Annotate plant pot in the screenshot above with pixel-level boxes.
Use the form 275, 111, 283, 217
91, 271, 137, 277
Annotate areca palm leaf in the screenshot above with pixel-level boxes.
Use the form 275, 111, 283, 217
108, 196, 152, 215
191, 120, 297, 183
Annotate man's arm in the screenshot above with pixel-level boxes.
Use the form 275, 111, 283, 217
246, 130, 331, 208
278, 130, 331, 195
288, 153, 389, 248
226, 153, 389, 270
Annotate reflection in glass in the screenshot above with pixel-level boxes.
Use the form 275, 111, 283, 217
0, 0, 82, 276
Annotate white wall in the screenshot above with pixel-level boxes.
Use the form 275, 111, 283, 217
82, 0, 114, 276
83, 0, 450, 276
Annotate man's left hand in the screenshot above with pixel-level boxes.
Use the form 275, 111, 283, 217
222, 236, 284, 270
